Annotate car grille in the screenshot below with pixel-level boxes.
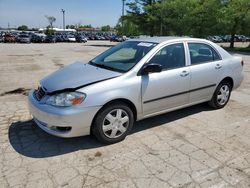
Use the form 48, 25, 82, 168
34, 87, 46, 101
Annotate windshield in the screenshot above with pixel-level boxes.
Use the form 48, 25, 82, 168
89, 41, 157, 73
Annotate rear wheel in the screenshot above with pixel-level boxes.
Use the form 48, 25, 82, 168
208, 81, 232, 109
92, 102, 134, 144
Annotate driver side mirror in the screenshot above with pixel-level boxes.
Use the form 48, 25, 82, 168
141, 64, 162, 75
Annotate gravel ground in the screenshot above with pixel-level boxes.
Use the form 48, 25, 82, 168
0, 41, 250, 188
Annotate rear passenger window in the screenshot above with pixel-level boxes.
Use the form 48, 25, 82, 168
148, 43, 185, 70
188, 43, 221, 65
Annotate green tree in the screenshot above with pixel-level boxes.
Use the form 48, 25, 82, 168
172, 0, 221, 37
101, 25, 111, 32
116, 17, 141, 36
45, 26, 55, 35
79, 24, 92, 28
45, 15, 56, 28
219, 0, 250, 48
122, 0, 250, 47
160, 0, 194, 36
66, 25, 76, 29
17, 25, 28, 31
126, 0, 160, 36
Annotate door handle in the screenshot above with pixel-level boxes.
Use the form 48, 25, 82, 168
180, 70, 189, 77
215, 64, 222, 69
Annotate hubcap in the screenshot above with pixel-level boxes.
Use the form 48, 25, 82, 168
102, 109, 129, 139
217, 85, 230, 106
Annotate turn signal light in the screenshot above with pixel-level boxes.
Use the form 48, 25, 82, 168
70, 96, 84, 105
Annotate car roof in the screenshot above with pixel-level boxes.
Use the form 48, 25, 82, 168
128, 36, 191, 44
128, 36, 220, 44
129, 36, 232, 59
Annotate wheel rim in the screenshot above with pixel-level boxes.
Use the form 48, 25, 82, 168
102, 109, 129, 139
217, 84, 230, 106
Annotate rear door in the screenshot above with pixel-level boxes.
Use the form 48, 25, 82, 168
187, 42, 223, 103
141, 42, 191, 116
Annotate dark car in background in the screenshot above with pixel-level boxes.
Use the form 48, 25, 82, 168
31, 33, 46, 43
44, 35, 56, 43
76, 34, 87, 43
0, 35, 3, 43
207, 35, 250, 43
110, 36, 124, 42
55, 34, 65, 42
17, 34, 31, 43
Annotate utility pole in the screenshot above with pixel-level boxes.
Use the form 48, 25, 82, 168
160, 0, 163, 36
122, 0, 125, 27
61, 9, 65, 30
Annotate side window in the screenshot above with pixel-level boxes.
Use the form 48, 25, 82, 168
188, 43, 221, 65
148, 43, 185, 70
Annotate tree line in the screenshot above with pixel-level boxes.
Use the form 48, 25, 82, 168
116, 0, 250, 48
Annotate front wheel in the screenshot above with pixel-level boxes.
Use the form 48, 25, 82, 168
208, 81, 232, 109
92, 102, 134, 144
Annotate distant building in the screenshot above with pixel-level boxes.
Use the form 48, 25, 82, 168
38, 28, 76, 32
77, 27, 101, 32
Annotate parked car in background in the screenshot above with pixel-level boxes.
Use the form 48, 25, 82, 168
17, 34, 31, 43
76, 34, 87, 43
4, 33, 16, 43
0, 35, 3, 43
221, 35, 231, 42
110, 36, 124, 42
210, 35, 249, 43
55, 35, 65, 42
31, 33, 46, 43
235, 35, 247, 42
66, 34, 76, 42
28, 37, 244, 144
207, 36, 223, 43
44, 35, 56, 43
88, 35, 96, 40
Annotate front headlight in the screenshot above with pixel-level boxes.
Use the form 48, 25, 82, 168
46, 92, 86, 107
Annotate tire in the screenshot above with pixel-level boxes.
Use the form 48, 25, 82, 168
208, 81, 232, 109
92, 102, 134, 144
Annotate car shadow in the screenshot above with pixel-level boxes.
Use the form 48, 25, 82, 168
9, 103, 213, 158
132, 103, 216, 133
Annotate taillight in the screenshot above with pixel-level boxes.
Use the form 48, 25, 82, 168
241, 60, 244, 66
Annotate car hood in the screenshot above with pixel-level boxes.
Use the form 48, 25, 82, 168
40, 62, 122, 93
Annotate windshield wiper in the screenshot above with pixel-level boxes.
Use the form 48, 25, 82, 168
89, 61, 123, 73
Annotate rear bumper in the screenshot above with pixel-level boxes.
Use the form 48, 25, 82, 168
233, 72, 244, 90
28, 90, 101, 138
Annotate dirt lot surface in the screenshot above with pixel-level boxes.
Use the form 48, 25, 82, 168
0, 41, 250, 188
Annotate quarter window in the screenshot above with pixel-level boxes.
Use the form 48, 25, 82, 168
188, 43, 221, 65
148, 43, 185, 70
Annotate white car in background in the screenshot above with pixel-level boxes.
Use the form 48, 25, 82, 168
67, 34, 76, 42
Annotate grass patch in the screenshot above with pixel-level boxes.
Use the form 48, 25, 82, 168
222, 46, 250, 53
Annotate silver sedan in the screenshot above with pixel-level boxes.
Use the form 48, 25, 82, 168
28, 37, 244, 144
